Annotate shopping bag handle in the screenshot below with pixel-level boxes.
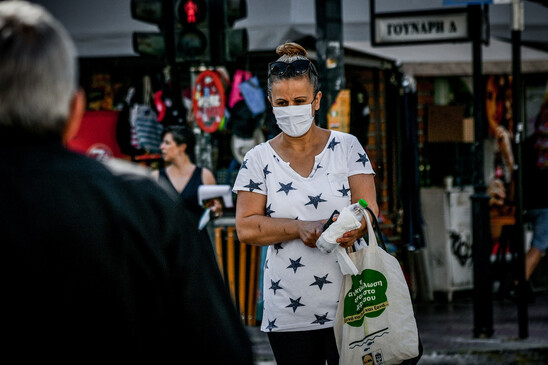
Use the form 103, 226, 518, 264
337, 205, 389, 276
363, 206, 388, 253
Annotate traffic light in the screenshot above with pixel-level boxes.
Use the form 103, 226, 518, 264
131, 0, 247, 65
198, 0, 248, 65
131, 0, 210, 63
131, 0, 165, 58
176, 0, 210, 62
224, 0, 248, 62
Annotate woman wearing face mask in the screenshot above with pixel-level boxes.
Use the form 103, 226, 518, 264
233, 42, 378, 364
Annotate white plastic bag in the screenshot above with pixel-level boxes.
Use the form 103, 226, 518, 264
334, 212, 419, 365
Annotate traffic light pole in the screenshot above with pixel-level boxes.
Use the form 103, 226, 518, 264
511, 0, 528, 339
162, 0, 184, 124
208, 0, 225, 66
469, 4, 493, 339
315, 0, 345, 129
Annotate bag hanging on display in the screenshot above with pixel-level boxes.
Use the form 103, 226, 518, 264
129, 76, 163, 154
130, 103, 162, 153
228, 69, 251, 108
239, 76, 266, 116
334, 209, 421, 365
116, 87, 146, 156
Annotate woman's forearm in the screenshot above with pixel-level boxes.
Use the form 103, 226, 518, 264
236, 215, 301, 246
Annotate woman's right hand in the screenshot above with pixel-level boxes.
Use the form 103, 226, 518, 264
298, 220, 326, 248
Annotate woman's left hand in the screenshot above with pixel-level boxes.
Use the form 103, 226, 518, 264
208, 199, 223, 218
336, 228, 361, 249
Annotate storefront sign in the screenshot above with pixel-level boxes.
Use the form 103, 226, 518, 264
372, 9, 470, 46
67, 111, 126, 159
193, 70, 225, 133
443, 0, 511, 4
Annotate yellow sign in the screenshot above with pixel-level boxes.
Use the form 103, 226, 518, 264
328, 89, 350, 133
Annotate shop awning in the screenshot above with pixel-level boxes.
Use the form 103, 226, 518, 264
345, 38, 548, 76
31, 0, 548, 73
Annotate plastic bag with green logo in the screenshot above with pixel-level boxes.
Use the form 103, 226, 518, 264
334, 211, 420, 365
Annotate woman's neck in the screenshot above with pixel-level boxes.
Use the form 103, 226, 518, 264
278, 125, 329, 152
168, 154, 194, 174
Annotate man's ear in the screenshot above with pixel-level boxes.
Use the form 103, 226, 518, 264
63, 88, 86, 144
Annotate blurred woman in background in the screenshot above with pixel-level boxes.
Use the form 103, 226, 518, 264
153, 125, 223, 230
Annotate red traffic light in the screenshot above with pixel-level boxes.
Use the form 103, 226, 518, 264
178, 0, 206, 25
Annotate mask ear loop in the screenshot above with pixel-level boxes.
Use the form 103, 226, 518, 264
311, 92, 320, 122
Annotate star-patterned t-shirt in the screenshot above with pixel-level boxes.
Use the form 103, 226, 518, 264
232, 130, 375, 333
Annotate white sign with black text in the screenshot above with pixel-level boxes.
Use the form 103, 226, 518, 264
374, 11, 469, 45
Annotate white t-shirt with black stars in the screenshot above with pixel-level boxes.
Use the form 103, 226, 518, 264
232, 130, 375, 333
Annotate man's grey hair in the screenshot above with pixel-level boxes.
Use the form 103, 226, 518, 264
0, 1, 78, 134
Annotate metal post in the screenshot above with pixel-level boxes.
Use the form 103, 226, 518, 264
209, 0, 225, 66
470, 4, 494, 338
315, 0, 345, 128
162, 0, 184, 125
512, 0, 529, 339
162, 0, 176, 66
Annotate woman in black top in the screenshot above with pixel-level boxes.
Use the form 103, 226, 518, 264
153, 125, 223, 228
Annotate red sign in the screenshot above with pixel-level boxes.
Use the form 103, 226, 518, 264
67, 111, 127, 160
193, 70, 225, 133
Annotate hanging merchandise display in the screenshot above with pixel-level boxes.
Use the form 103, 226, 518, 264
128, 76, 163, 154
116, 87, 146, 156
130, 102, 163, 153
228, 69, 252, 108
239, 76, 266, 116
115, 76, 164, 155
193, 70, 226, 133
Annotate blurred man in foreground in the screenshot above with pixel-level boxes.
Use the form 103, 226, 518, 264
0, 1, 253, 362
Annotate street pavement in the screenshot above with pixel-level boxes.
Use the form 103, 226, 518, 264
248, 288, 548, 364
414, 288, 548, 364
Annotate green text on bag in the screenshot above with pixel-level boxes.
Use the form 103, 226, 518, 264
343, 269, 389, 326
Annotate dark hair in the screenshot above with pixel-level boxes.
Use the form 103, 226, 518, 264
267, 42, 320, 97
162, 125, 196, 162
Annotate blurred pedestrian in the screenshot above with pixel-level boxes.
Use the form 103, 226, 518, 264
233, 41, 378, 365
485, 75, 515, 210
0, 1, 252, 362
523, 97, 548, 296
153, 125, 223, 228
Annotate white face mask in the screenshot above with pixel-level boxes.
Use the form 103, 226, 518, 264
273, 103, 314, 137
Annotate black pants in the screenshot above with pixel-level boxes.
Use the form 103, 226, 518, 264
267, 328, 339, 365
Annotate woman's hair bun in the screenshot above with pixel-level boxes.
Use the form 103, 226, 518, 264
276, 42, 307, 57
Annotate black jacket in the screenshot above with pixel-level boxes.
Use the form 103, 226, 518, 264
1, 130, 253, 363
